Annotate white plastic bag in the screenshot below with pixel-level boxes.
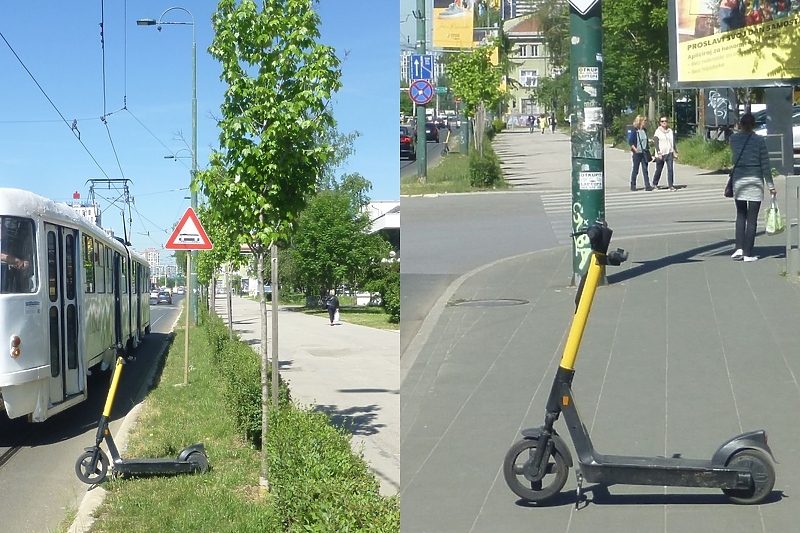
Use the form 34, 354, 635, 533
333, 309, 340, 324
764, 197, 785, 236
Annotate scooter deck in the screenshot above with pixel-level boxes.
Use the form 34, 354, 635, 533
114, 457, 204, 475
579, 454, 748, 489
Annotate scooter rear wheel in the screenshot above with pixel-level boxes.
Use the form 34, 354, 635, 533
503, 438, 569, 503
75, 449, 109, 485
722, 448, 776, 505
186, 451, 209, 473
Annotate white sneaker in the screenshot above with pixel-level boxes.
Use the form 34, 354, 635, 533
743, 256, 759, 262
731, 249, 743, 259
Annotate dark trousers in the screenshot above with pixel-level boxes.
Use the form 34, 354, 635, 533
630, 152, 651, 189
735, 199, 761, 256
328, 307, 336, 323
652, 153, 675, 188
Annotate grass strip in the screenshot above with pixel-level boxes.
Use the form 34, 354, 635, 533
88, 309, 399, 532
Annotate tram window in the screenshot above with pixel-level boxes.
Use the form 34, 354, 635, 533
65, 233, 76, 300
49, 307, 60, 377
96, 242, 106, 293
47, 231, 57, 302
121, 259, 127, 294
83, 235, 95, 293
106, 248, 112, 293
1, 216, 37, 294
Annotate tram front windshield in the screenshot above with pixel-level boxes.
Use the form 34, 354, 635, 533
0, 217, 36, 294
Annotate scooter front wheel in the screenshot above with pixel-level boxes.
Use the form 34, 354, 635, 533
503, 438, 569, 503
75, 449, 109, 485
722, 448, 776, 504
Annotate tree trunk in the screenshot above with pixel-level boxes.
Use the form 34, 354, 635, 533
270, 243, 279, 408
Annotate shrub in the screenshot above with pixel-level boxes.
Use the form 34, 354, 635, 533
267, 406, 400, 532
469, 141, 503, 187
365, 261, 399, 323
204, 311, 291, 446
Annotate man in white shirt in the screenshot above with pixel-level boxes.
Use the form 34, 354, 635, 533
652, 116, 679, 191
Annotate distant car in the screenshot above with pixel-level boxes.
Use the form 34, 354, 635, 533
149, 289, 159, 304
754, 108, 800, 151
425, 122, 439, 143
400, 126, 417, 160
434, 117, 448, 130
157, 291, 172, 305
174, 286, 185, 295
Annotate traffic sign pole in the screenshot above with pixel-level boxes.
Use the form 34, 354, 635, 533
415, 0, 427, 184
569, 0, 605, 286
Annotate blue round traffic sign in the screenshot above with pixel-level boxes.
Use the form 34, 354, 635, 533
409, 79, 434, 105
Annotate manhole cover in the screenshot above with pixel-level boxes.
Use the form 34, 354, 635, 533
449, 298, 529, 307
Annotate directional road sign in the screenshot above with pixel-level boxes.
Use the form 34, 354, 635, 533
410, 54, 434, 80
165, 207, 214, 250
568, 0, 599, 15
409, 79, 434, 105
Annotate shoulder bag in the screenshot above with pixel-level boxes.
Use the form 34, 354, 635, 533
724, 133, 752, 198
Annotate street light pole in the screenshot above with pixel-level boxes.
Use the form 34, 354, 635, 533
137, 7, 198, 325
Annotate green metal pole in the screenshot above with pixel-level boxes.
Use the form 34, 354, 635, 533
415, 0, 428, 183
569, 2, 605, 285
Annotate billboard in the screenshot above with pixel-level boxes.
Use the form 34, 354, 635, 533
433, 0, 475, 49
669, 0, 800, 86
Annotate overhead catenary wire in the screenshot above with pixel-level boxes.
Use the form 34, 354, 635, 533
0, 30, 112, 181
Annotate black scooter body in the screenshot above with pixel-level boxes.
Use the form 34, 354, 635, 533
505, 224, 777, 505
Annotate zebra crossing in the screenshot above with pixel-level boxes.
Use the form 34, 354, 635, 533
540, 186, 735, 244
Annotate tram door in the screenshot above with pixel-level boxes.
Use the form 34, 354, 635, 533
45, 224, 81, 404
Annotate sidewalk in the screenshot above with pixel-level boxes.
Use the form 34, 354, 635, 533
213, 296, 400, 496
401, 130, 800, 532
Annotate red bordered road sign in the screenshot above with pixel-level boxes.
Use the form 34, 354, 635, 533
165, 207, 213, 250
409, 79, 434, 105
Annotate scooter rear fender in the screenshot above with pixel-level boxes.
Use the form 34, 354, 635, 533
710, 430, 776, 467
520, 427, 574, 468
177, 443, 207, 462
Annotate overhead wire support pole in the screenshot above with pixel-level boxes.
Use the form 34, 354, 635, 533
414, 2, 427, 184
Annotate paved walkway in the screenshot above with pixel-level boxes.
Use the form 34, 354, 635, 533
401, 129, 800, 532
213, 296, 400, 496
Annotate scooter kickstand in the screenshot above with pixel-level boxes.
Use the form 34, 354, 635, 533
575, 471, 584, 510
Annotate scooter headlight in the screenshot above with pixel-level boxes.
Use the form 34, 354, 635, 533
10, 335, 21, 358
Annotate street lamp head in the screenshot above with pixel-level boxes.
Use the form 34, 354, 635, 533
136, 18, 156, 26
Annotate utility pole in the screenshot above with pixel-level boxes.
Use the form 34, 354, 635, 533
415, 0, 428, 184
568, 0, 604, 285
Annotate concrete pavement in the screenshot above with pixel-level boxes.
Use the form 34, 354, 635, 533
401, 129, 800, 532
213, 296, 400, 496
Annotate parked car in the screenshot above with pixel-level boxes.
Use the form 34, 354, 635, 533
157, 290, 172, 305
401, 126, 417, 160
425, 122, 439, 143
754, 107, 800, 151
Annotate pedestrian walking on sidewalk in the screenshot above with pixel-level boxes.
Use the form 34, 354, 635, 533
729, 112, 776, 262
528, 114, 535, 134
550, 112, 556, 134
627, 115, 653, 191
652, 116, 679, 191
326, 288, 340, 326
540, 114, 547, 134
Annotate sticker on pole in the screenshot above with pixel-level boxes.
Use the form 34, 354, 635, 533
165, 207, 213, 250
568, 0, 599, 15
579, 171, 603, 190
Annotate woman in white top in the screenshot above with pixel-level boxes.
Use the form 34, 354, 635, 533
652, 116, 679, 191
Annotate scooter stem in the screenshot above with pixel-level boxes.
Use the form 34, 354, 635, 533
559, 253, 603, 371
103, 356, 125, 418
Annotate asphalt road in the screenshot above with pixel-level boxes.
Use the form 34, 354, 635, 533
400, 126, 449, 179
0, 296, 182, 533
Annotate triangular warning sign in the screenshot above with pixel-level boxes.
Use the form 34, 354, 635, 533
165, 208, 213, 250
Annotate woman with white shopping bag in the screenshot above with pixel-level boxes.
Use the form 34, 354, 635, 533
326, 289, 340, 326
728, 113, 776, 262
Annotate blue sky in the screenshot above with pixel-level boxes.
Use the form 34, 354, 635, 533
0, 1, 398, 255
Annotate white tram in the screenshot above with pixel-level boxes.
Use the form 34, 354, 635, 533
0, 189, 151, 422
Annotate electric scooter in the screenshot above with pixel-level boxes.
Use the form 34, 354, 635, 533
504, 223, 776, 505
75, 354, 209, 484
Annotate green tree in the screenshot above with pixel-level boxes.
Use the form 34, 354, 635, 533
291, 181, 389, 303
205, 0, 342, 490
447, 44, 503, 154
